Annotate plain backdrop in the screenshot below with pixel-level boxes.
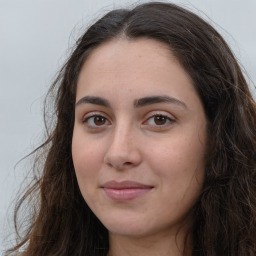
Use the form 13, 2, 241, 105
1, 0, 255, 252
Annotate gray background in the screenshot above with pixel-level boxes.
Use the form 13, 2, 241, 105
1, 0, 255, 253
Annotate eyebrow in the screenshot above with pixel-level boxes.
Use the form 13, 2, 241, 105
76, 96, 111, 108
134, 95, 187, 109
75, 95, 187, 109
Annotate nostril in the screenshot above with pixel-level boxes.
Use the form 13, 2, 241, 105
103, 146, 142, 169
124, 162, 133, 166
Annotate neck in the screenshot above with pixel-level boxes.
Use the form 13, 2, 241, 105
107, 229, 192, 256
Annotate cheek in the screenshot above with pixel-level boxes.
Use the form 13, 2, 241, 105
148, 129, 206, 185
72, 141, 103, 213
72, 130, 103, 186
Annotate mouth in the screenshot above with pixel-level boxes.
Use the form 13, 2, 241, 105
101, 180, 154, 201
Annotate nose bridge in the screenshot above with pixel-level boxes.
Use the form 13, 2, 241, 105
113, 119, 133, 146
109, 118, 135, 155
104, 118, 141, 169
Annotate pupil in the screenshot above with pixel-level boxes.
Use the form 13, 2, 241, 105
94, 116, 105, 125
154, 115, 166, 125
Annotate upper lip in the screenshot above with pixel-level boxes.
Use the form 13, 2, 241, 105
101, 180, 153, 189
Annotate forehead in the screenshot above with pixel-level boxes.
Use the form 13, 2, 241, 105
79, 38, 177, 76
76, 38, 196, 103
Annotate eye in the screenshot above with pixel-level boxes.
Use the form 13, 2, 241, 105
151, 115, 169, 125
82, 114, 110, 128
144, 113, 175, 129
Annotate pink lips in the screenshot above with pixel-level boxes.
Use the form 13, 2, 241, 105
101, 180, 153, 201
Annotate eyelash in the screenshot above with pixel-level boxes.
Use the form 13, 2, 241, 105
82, 112, 175, 130
143, 113, 175, 129
82, 112, 110, 129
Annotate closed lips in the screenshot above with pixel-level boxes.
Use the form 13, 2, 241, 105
101, 181, 153, 201
101, 180, 153, 189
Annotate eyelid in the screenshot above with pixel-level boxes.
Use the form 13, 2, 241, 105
144, 110, 176, 121
80, 110, 175, 130
142, 111, 176, 129
81, 111, 112, 130
82, 111, 109, 121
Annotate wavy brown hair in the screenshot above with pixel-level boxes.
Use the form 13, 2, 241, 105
5, 2, 256, 256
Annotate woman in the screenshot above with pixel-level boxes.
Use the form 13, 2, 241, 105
6, 2, 256, 256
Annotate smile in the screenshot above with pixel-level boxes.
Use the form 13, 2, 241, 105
101, 180, 153, 201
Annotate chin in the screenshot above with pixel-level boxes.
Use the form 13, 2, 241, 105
100, 216, 150, 237
108, 226, 150, 238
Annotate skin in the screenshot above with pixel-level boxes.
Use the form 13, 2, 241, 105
72, 38, 207, 256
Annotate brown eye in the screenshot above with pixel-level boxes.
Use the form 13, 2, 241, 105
154, 115, 168, 125
144, 114, 174, 129
83, 114, 110, 128
93, 116, 106, 126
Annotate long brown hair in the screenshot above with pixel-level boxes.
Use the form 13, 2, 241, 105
6, 2, 256, 256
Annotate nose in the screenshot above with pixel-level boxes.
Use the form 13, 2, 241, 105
104, 123, 142, 170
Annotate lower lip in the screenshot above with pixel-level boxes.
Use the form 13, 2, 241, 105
103, 187, 152, 201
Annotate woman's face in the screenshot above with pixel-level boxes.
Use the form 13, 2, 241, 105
72, 38, 207, 238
